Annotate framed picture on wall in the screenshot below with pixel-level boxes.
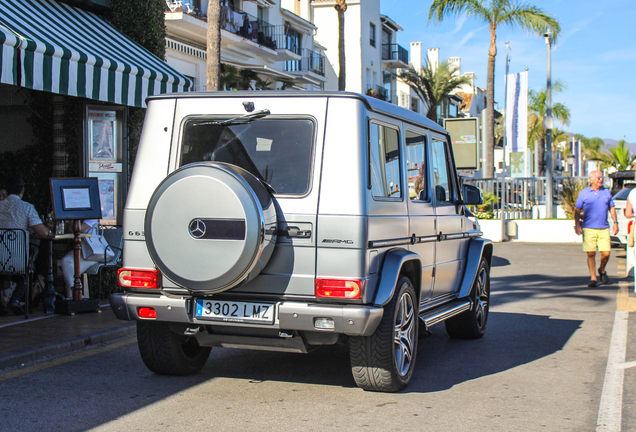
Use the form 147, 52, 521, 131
92, 173, 118, 225
88, 110, 117, 162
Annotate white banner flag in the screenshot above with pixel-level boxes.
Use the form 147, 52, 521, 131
505, 71, 528, 154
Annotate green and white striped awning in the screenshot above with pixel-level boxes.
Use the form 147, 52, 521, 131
0, 0, 191, 108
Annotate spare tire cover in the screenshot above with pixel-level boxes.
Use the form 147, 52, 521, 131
145, 162, 277, 293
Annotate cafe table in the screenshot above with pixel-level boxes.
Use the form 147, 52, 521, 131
35, 230, 94, 314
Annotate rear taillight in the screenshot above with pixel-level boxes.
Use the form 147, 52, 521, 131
137, 307, 157, 319
629, 220, 634, 234
315, 279, 362, 299
118, 268, 159, 289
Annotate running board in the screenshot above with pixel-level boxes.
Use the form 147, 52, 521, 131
419, 299, 472, 328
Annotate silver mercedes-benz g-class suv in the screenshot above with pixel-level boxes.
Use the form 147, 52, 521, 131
110, 91, 492, 392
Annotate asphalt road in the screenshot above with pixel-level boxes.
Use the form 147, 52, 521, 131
1, 242, 634, 431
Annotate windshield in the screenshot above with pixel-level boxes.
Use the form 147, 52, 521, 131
613, 187, 634, 200
180, 117, 315, 195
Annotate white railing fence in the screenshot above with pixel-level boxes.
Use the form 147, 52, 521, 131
462, 176, 588, 220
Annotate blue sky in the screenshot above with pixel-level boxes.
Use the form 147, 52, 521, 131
381, 0, 636, 143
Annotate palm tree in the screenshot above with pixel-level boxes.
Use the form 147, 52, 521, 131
399, 59, 472, 122
607, 139, 633, 170
429, 0, 560, 177
206, 0, 221, 91
527, 80, 570, 175
334, 0, 347, 91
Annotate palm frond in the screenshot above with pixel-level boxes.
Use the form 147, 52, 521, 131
399, 58, 473, 121
585, 137, 604, 152
559, 179, 586, 219
500, 3, 561, 39
428, 0, 491, 25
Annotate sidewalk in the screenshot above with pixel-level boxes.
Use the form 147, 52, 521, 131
0, 302, 135, 370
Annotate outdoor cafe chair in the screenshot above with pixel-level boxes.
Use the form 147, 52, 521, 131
84, 226, 123, 301
0, 228, 35, 318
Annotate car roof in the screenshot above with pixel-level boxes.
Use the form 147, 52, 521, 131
147, 90, 448, 135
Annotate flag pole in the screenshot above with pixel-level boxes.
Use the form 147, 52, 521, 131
501, 41, 510, 241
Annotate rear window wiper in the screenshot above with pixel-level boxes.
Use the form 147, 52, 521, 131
193, 109, 271, 127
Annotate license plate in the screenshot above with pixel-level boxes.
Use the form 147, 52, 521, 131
195, 299, 275, 324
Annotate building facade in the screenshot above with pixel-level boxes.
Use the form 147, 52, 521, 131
164, 0, 327, 91
310, 0, 407, 102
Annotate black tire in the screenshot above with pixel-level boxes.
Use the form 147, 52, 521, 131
445, 257, 490, 339
349, 276, 418, 392
137, 321, 211, 376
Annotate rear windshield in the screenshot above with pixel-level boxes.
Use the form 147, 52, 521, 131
180, 117, 315, 195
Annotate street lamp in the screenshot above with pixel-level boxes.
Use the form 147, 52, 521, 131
544, 28, 554, 218
566, 153, 575, 176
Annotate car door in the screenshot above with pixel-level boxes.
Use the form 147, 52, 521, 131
430, 134, 464, 299
405, 129, 437, 309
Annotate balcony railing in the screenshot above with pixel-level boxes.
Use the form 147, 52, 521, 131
366, 85, 388, 101
272, 26, 301, 55
381, 43, 408, 64
284, 49, 326, 76
220, 5, 276, 50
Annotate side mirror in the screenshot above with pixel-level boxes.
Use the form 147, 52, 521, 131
462, 184, 483, 205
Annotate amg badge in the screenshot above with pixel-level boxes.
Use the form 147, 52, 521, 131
322, 239, 353, 244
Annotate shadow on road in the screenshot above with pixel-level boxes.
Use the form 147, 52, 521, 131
492, 274, 616, 308
491, 255, 511, 267
0, 311, 582, 431
194, 310, 582, 394
405, 311, 582, 393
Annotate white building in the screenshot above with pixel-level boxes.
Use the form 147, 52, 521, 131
397, 43, 486, 121
310, 0, 408, 102
163, 0, 328, 91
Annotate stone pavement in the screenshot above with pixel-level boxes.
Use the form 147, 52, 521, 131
0, 302, 135, 370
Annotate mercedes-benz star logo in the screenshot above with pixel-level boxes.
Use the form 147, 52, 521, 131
188, 219, 207, 239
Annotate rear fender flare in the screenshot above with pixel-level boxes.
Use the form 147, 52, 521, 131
373, 248, 421, 307
457, 238, 493, 299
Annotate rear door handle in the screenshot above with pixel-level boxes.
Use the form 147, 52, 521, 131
278, 226, 312, 238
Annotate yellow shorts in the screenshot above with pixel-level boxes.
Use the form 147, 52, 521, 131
582, 228, 611, 252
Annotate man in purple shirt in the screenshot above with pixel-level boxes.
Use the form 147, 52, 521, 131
574, 170, 618, 287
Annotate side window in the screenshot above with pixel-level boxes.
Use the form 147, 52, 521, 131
431, 137, 454, 204
405, 131, 428, 201
370, 23, 376, 47
369, 123, 401, 199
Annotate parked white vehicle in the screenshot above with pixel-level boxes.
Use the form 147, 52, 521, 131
611, 187, 633, 245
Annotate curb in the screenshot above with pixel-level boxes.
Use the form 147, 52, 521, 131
0, 322, 136, 370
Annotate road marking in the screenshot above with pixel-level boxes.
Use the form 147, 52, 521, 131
0, 304, 111, 329
618, 361, 636, 369
0, 314, 58, 329
616, 288, 636, 312
596, 287, 629, 432
0, 337, 135, 382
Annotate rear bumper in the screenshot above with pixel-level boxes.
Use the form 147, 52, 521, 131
109, 293, 383, 337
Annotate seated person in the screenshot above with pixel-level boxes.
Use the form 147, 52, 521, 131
60, 219, 99, 299
0, 178, 50, 315
413, 176, 425, 200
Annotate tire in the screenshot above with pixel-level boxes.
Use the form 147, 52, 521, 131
137, 321, 211, 376
445, 257, 490, 339
349, 276, 418, 392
